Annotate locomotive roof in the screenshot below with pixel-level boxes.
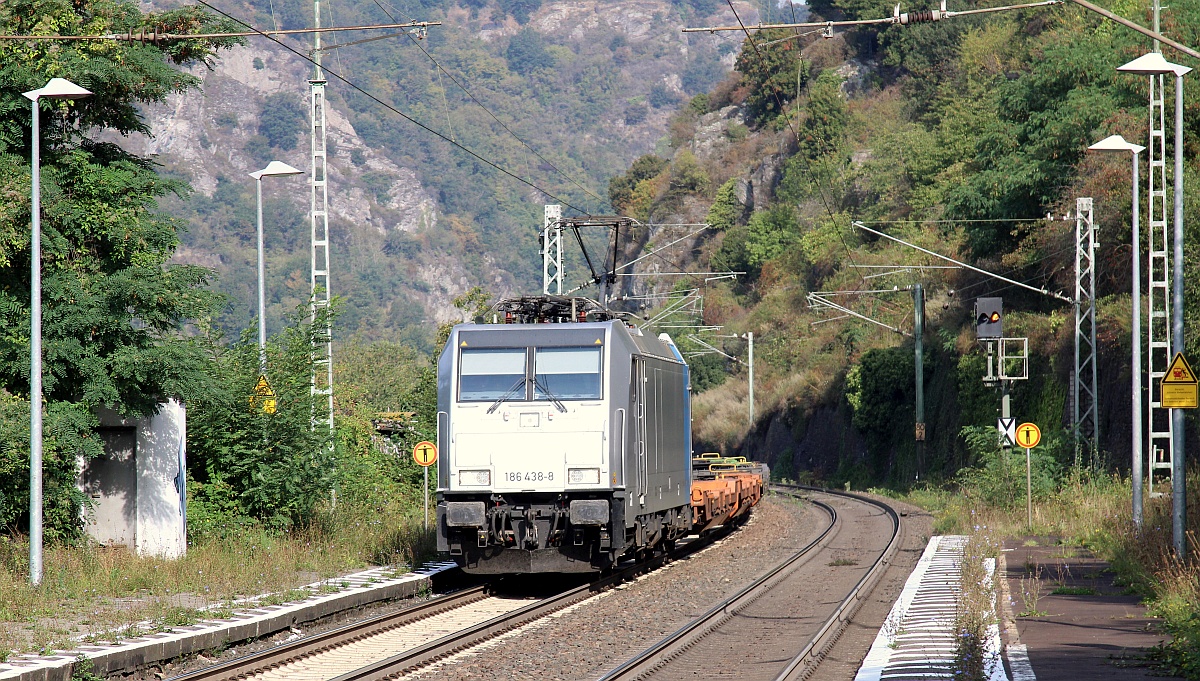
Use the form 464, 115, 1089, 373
446, 321, 681, 364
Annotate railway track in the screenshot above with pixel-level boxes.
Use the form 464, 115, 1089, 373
598, 485, 902, 681
168, 527, 736, 681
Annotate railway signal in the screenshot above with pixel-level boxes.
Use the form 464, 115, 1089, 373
973, 297, 1003, 339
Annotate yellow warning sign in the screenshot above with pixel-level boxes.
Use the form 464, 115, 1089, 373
412, 441, 438, 467
1015, 422, 1041, 449
249, 374, 277, 414
1161, 352, 1198, 408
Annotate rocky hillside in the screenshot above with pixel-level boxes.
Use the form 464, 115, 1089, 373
132, 0, 758, 348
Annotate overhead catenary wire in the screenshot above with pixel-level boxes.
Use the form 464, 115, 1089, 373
0, 20, 441, 41
685, 0, 1063, 33
191, 0, 589, 214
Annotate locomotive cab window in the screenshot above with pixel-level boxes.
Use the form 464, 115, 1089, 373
459, 348, 527, 401
534, 347, 602, 400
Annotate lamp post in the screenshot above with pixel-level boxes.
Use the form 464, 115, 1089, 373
742, 331, 754, 427
249, 161, 304, 375
1088, 134, 1146, 528
1118, 53, 1191, 556
22, 78, 92, 586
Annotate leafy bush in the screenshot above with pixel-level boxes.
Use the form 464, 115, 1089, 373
648, 82, 682, 109
257, 92, 306, 150
0, 397, 101, 542
608, 154, 668, 213
498, 0, 543, 24
705, 178, 743, 231
506, 28, 554, 75
955, 425, 1063, 509
711, 204, 800, 278
185, 308, 334, 532
733, 28, 804, 125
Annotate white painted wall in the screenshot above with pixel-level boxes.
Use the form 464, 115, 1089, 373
84, 400, 187, 559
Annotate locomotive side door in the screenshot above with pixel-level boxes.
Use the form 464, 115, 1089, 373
631, 357, 647, 507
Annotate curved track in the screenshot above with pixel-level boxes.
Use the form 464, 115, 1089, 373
599, 485, 902, 681
168, 528, 736, 681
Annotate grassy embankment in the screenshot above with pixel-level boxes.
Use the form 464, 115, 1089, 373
0, 511, 436, 660
884, 469, 1200, 679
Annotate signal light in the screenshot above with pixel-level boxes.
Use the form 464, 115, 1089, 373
974, 297, 1003, 338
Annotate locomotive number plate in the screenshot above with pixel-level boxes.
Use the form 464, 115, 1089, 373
503, 471, 555, 483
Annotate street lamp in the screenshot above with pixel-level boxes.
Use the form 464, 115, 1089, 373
1118, 52, 1191, 557
22, 77, 92, 586
248, 161, 304, 375
1087, 134, 1146, 528
742, 331, 754, 427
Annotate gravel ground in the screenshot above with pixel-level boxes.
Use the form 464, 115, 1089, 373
408, 494, 822, 681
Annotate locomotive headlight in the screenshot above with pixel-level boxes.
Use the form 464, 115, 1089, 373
458, 470, 491, 486
568, 468, 601, 485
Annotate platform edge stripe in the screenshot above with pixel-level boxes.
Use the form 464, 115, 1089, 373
1005, 644, 1036, 681
853, 535, 947, 681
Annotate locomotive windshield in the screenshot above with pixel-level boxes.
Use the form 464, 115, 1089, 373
459, 348, 526, 401
534, 347, 601, 400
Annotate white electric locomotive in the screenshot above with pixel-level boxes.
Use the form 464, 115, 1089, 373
435, 297, 693, 573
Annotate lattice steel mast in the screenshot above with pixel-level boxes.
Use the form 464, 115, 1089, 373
1073, 198, 1099, 467
311, 0, 334, 439
1146, 0, 1173, 496
543, 204, 563, 295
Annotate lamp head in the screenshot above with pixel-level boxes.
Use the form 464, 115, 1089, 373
1088, 134, 1145, 155
1117, 52, 1191, 76
250, 161, 304, 179
23, 77, 92, 102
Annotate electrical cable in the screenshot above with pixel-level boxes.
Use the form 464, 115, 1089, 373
372, 0, 607, 211
192, 0, 589, 214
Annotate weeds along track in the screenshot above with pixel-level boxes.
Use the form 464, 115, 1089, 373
168, 527, 738, 681
599, 486, 901, 681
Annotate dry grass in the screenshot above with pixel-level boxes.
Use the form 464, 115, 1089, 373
0, 511, 436, 659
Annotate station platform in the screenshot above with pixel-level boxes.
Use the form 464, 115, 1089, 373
853, 535, 1181, 681
0, 562, 456, 681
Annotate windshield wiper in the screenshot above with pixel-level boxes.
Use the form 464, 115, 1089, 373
487, 377, 528, 414
532, 376, 568, 413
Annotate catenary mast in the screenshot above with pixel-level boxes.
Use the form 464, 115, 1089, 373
310, 0, 335, 444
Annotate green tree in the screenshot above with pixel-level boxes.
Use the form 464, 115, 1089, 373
186, 309, 333, 532
733, 29, 804, 126
608, 154, 668, 213
506, 28, 554, 75
0, 0, 238, 539
711, 204, 800, 278
705, 178, 743, 231
257, 92, 306, 150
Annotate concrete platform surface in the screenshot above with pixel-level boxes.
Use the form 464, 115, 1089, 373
998, 539, 1182, 681
0, 561, 455, 681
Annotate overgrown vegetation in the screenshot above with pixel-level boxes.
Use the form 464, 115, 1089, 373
0, 0, 441, 659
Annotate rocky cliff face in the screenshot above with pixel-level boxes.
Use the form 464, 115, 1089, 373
132, 0, 755, 341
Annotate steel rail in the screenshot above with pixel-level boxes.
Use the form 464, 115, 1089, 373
598, 486, 901, 681
772, 485, 903, 681
327, 529, 735, 681
596, 489, 839, 680
173, 526, 737, 681
166, 585, 493, 681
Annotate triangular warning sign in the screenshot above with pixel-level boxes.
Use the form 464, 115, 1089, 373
253, 374, 276, 396
594, 338, 602, 345
1163, 353, 1198, 385
460, 340, 468, 347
